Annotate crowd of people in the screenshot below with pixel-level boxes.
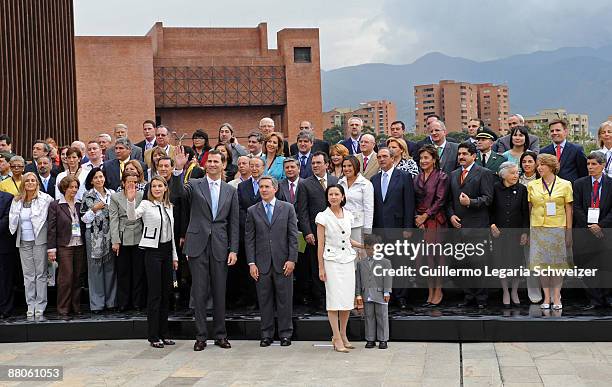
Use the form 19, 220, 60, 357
0, 114, 611, 352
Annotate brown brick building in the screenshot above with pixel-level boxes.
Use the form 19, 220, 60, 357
75, 22, 322, 144
322, 100, 397, 135
414, 80, 509, 134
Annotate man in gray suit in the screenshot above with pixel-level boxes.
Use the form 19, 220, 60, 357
295, 151, 338, 309
245, 176, 298, 347
418, 120, 459, 174
104, 124, 144, 161
172, 148, 239, 351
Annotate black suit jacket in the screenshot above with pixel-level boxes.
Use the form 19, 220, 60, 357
447, 164, 494, 228
276, 178, 299, 206
340, 138, 360, 155
38, 175, 56, 198
573, 175, 612, 228
540, 142, 587, 181
293, 154, 313, 179
371, 168, 415, 229
134, 139, 156, 155
237, 178, 262, 238
296, 174, 338, 237
102, 158, 148, 191
0, 191, 15, 251
290, 139, 330, 156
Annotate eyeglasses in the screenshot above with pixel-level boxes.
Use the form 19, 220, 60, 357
10, 165, 24, 169
156, 133, 168, 137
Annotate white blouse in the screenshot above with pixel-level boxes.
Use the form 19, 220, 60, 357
338, 174, 374, 231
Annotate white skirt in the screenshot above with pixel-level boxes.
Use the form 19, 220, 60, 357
324, 259, 355, 311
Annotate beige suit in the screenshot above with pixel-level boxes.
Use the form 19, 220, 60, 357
356, 152, 379, 180
144, 145, 176, 168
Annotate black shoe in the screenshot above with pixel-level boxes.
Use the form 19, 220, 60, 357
378, 341, 388, 349
193, 340, 206, 351
280, 338, 291, 347
260, 338, 273, 347
214, 338, 231, 349
150, 341, 164, 349
583, 304, 604, 311
161, 339, 175, 346
477, 303, 487, 309
365, 341, 376, 349
421, 302, 432, 307
91, 310, 102, 315
398, 299, 408, 309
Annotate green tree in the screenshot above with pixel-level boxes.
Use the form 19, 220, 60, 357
323, 125, 344, 145
447, 131, 469, 143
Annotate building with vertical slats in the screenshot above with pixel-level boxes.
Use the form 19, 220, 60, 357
0, 0, 78, 157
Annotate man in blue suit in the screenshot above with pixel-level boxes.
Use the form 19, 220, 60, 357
371, 147, 415, 308
540, 119, 587, 181
292, 130, 314, 179
339, 117, 363, 155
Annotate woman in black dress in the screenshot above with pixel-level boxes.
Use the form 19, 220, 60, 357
490, 161, 529, 307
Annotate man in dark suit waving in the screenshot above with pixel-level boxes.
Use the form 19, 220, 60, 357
172, 148, 239, 351
540, 119, 587, 181
246, 176, 298, 347
295, 151, 338, 308
573, 152, 612, 309
371, 147, 415, 308
447, 142, 494, 308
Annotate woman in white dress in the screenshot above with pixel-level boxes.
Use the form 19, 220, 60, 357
316, 184, 363, 353
338, 155, 374, 243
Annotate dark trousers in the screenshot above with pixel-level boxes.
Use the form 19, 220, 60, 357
144, 242, 172, 342
116, 245, 147, 309
189, 242, 228, 341
57, 246, 85, 314
0, 252, 15, 315
227, 241, 256, 306
296, 244, 324, 303
256, 270, 293, 339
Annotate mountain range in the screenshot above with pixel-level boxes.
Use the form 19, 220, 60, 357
321, 45, 612, 132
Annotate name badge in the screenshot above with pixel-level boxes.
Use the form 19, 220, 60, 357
546, 202, 556, 216
588, 207, 600, 224
71, 222, 81, 237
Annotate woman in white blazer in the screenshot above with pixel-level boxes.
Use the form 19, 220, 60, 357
126, 175, 178, 348
338, 155, 374, 243
316, 184, 363, 353
9, 172, 54, 317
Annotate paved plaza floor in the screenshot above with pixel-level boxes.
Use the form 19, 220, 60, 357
1, 340, 612, 386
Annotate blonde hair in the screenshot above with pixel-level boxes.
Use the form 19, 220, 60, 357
597, 121, 612, 148
15, 172, 39, 202
386, 137, 410, 159
537, 153, 560, 175
147, 175, 170, 207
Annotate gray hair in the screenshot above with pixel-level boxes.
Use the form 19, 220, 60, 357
114, 123, 128, 130
510, 114, 525, 124
259, 175, 279, 190
9, 155, 25, 164
296, 129, 314, 143
259, 117, 275, 127
587, 151, 607, 165
360, 133, 375, 143
34, 140, 51, 153
348, 116, 363, 126
498, 161, 519, 179
431, 120, 447, 131
378, 146, 396, 158
283, 157, 300, 169
71, 140, 86, 152
98, 133, 112, 142
115, 137, 132, 148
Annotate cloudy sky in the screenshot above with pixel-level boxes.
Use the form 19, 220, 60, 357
74, 0, 612, 70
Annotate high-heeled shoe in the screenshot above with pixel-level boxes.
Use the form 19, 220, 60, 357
332, 337, 349, 353
341, 336, 355, 349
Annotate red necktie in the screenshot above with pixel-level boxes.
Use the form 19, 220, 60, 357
363, 156, 368, 171
460, 169, 468, 185
289, 182, 295, 203
592, 180, 600, 208
555, 144, 561, 161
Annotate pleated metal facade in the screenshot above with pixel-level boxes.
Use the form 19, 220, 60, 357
0, 0, 77, 157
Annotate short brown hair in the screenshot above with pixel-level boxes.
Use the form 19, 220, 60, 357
125, 160, 145, 183
342, 155, 361, 177
58, 174, 80, 195
548, 119, 568, 130
537, 153, 560, 175
65, 146, 82, 159
147, 175, 170, 206
418, 144, 440, 170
